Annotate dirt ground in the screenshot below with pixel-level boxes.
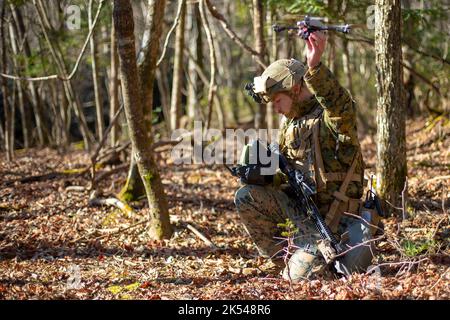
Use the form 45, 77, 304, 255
0, 117, 449, 299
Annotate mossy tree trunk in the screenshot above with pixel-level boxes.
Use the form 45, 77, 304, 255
375, 0, 407, 214
119, 0, 167, 202
114, 0, 172, 239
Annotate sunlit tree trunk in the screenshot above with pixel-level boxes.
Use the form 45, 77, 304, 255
252, 0, 266, 130
114, 0, 172, 239
266, 3, 277, 131
170, 0, 186, 131
89, 0, 104, 141
375, 0, 407, 213
1, 2, 12, 160
187, 1, 203, 124
109, 20, 120, 147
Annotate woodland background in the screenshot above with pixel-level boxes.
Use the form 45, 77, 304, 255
0, 0, 448, 299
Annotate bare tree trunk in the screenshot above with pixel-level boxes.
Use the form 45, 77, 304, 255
199, 0, 216, 131
266, 4, 277, 131
89, 0, 104, 141
138, 0, 167, 125
1, 2, 12, 160
10, 82, 16, 154
114, 0, 172, 240
208, 19, 225, 130
19, 23, 49, 146
109, 20, 120, 147
52, 80, 70, 146
170, 0, 186, 131
252, 0, 266, 130
402, 0, 418, 118
156, 67, 171, 132
119, 0, 168, 203
0, 120, 4, 144
8, 20, 31, 149
375, 0, 407, 213
33, 0, 93, 150
187, 1, 203, 124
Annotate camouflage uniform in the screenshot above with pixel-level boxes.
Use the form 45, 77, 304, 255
235, 61, 374, 280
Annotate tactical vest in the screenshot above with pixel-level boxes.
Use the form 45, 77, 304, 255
279, 106, 364, 233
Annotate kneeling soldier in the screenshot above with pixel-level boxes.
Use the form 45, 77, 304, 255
235, 31, 375, 281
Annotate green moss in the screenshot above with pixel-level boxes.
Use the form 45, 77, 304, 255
117, 174, 146, 203
72, 141, 85, 150
141, 173, 154, 185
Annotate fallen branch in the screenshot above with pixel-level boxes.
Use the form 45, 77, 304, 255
178, 221, 217, 249
71, 218, 149, 244
2, 169, 86, 187
88, 196, 135, 219
65, 186, 87, 193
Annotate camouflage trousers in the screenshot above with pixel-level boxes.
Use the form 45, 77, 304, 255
234, 184, 375, 280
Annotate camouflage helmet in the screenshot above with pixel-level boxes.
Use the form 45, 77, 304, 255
249, 59, 307, 103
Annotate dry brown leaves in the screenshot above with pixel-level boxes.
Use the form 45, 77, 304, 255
0, 117, 448, 300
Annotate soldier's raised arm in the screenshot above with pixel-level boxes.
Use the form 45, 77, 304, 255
301, 31, 357, 140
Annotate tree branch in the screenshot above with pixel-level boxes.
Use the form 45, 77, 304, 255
204, 0, 267, 69
156, 0, 184, 67
0, 0, 106, 82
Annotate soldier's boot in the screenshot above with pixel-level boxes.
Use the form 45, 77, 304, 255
282, 249, 331, 282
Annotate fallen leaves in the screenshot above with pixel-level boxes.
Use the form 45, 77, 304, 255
0, 119, 448, 299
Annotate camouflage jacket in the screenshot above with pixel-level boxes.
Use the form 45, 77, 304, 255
279, 62, 365, 213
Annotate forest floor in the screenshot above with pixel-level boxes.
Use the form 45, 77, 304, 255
0, 116, 449, 300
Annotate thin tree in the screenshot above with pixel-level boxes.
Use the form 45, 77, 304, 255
170, 0, 186, 131
119, 0, 168, 202
113, 0, 173, 239
1, 1, 12, 160
375, 0, 407, 213
33, 0, 94, 149
10, 5, 48, 146
186, 1, 203, 124
8, 20, 31, 148
252, 0, 266, 129
109, 20, 120, 147
89, 0, 105, 141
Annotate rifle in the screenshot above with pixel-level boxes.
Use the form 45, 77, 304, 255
228, 141, 351, 276
273, 15, 351, 40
